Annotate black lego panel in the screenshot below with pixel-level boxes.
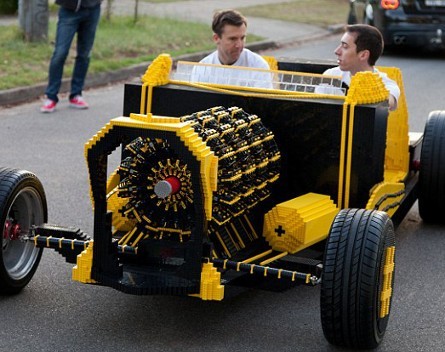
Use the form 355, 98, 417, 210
123, 83, 387, 210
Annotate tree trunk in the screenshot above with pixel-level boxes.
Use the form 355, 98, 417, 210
18, 0, 49, 42
134, 0, 139, 24
105, 0, 113, 21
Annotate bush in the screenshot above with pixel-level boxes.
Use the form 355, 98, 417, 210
0, 0, 18, 15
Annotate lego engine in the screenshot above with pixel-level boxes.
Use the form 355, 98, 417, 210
113, 106, 281, 256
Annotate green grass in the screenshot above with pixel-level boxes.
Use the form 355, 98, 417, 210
1, 28, 51, 89
240, 0, 349, 27
0, 16, 216, 90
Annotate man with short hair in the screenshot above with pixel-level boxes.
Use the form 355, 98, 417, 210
324, 24, 400, 111
191, 9, 273, 89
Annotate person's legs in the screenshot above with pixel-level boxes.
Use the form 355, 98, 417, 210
45, 8, 80, 102
70, 5, 101, 99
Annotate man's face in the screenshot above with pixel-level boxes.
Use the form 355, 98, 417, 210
334, 31, 369, 74
214, 23, 246, 65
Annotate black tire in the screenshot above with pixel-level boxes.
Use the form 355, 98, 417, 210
320, 208, 396, 349
418, 111, 445, 223
0, 168, 47, 294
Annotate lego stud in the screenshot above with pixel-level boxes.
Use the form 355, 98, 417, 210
154, 176, 181, 199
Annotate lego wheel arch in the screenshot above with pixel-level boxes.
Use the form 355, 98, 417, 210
418, 110, 445, 223
320, 208, 395, 349
0, 168, 47, 294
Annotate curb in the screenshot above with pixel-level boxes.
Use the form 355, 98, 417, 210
0, 27, 342, 108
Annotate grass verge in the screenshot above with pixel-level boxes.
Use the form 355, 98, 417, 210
0, 15, 264, 91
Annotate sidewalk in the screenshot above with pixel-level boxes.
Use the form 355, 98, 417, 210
0, 0, 340, 107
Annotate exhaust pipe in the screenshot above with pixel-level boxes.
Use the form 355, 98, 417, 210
393, 35, 406, 45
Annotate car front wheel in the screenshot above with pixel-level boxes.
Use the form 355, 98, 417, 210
320, 208, 396, 349
0, 168, 47, 294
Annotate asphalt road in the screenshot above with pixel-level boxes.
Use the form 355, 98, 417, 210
0, 38, 445, 352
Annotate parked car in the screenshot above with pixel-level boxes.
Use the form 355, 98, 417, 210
348, 0, 445, 49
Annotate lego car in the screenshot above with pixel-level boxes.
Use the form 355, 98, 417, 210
348, 0, 445, 49
1, 54, 445, 349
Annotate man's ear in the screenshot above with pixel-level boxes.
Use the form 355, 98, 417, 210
212, 33, 220, 44
358, 49, 370, 62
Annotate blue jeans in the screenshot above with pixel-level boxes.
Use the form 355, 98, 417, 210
45, 5, 101, 102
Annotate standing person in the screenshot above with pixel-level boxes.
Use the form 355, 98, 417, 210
40, 0, 102, 113
191, 9, 273, 89
323, 24, 400, 111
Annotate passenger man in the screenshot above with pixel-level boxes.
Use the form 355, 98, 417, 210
323, 24, 400, 111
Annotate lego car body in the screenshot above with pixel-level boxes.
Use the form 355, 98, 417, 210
348, 0, 445, 49
2, 55, 445, 349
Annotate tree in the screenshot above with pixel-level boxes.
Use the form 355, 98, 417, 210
18, 0, 49, 42
105, 0, 113, 21
134, 0, 140, 23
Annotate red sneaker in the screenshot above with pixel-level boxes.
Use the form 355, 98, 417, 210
69, 95, 89, 109
40, 99, 57, 113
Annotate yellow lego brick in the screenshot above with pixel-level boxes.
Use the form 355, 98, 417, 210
72, 241, 96, 284
141, 53, 172, 86
129, 112, 153, 123
107, 189, 135, 232
380, 246, 395, 318
263, 193, 338, 253
175, 124, 217, 221
262, 55, 278, 71
378, 66, 410, 179
190, 262, 224, 301
366, 182, 405, 217
346, 71, 389, 105
106, 169, 120, 194
84, 121, 114, 157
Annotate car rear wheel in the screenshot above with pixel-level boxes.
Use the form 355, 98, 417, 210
320, 208, 396, 349
0, 168, 47, 294
418, 111, 445, 223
